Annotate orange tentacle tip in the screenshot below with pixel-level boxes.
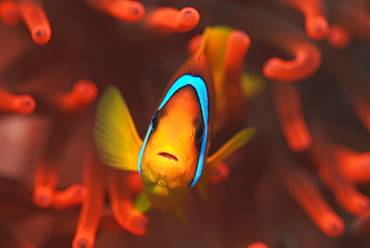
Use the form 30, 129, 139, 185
210, 162, 229, 185
19, 0, 51, 45
305, 15, 330, 40
59, 79, 98, 114
188, 34, 202, 53
327, 25, 351, 49
337, 190, 370, 216
262, 44, 322, 82
145, 7, 199, 34
0, 0, 21, 26
278, 0, 329, 40
343, 153, 370, 183
283, 116, 312, 152
125, 212, 149, 236
0, 92, 36, 114
283, 166, 345, 237
53, 184, 87, 210
72, 79, 99, 106
176, 7, 200, 33
33, 186, 54, 209
318, 213, 345, 237
12, 94, 36, 114
246, 242, 269, 248
335, 146, 370, 183
72, 233, 95, 248
113, 207, 149, 236
223, 30, 251, 72
110, 190, 149, 235
103, 0, 145, 23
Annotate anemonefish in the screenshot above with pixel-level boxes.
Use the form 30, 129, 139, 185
94, 26, 256, 221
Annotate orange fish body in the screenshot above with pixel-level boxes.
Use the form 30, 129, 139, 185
94, 26, 256, 218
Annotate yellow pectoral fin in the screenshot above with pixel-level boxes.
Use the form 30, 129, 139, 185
196, 127, 256, 198
94, 86, 142, 171
207, 127, 256, 169
134, 193, 151, 213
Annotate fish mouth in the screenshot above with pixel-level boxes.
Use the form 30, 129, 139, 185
145, 145, 186, 167
140, 145, 187, 188
158, 152, 178, 162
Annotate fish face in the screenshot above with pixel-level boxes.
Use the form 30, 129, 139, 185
140, 145, 193, 196
138, 76, 209, 204
140, 84, 203, 195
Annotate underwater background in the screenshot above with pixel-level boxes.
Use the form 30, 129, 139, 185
0, 0, 370, 247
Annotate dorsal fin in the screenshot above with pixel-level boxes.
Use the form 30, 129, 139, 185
196, 26, 213, 61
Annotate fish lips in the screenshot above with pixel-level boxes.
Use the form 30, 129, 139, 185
141, 146, 188, 193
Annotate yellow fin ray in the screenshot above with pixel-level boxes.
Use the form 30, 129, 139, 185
196, 127, 256, 198
94, 86, 142, 171
207, 127, 256, 168
134, 193, 151, 213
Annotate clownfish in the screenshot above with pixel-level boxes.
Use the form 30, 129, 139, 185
94, 26, 256, 221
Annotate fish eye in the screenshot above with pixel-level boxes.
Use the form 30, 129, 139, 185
151, 110, 160, 132
194, 122, 205, 144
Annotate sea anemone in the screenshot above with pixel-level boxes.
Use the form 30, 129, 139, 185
0, 0, 369, 248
